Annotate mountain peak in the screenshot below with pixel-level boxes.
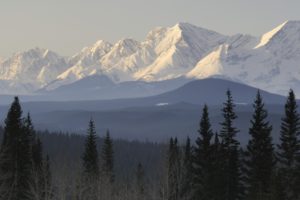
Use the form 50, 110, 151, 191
172, 22, 222, 36
173, 22, 196, 30
7, 47, 60, 62
22, 47, 48, 55
108, 38, 140, 55
283, 20, 300, 26
93, 40, 112, 48
90, 40, 112, 53
255, 20, 300, 49
115, 38, 140, 47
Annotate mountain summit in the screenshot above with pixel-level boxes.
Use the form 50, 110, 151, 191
0, 21, 300, 96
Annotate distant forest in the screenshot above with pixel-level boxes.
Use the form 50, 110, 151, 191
0, 89, 299, 200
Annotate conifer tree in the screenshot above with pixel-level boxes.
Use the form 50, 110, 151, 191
24, 113, 46, 200
31, 137, 44, 200
81, 119, 99, 200
277, 89, 300, 199
82, 119, 99, 178
42, 155, 53, 200
243, 91, 275, 199
135, 162, 146, 200
180, 137, 193, 200
167, 137, 180, 200
192, 105, 214, 200
210, 133, 226, 200
0, 97, 34, 200
101, 130, 114, 183
32, 137, 43, 172
219, 90, 242, 200
23, 113, 36, 146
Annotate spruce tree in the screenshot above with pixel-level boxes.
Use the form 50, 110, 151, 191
219, 90, 242, 200
209, 133, 229, 200
277, 89, 300, 199
101, 130, 114, 183
82, 119, 99, 178
180, 137, 193, 200
32, 137, 43, 172
23, 113, 36, 146
81, 119, 99, 200
167, 137, 180, 200
243, 91, 275, 199
42, 155, 53, 200
192, 105, 214, 200
32, 137, 44, 200
0, 97, 34, 200
135, 162, 146, 200
24, 113, 45, 199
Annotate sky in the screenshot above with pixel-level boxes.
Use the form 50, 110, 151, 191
0, 0, 299, 58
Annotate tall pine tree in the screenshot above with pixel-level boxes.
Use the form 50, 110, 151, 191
42, 155, 53, 200
101, 130, 114, 183
277, 89, 300, 200
243, 91, 275, 199
0, 97, 34, 200
24, 113, 45, 200
82, 119, 99, 178
81, 119, 99, 200
192, 105, 214, 200
167, 137, 181, 200
180, 137, 193, 200
135, 162, 146, 200
210, 133, 226, 200
219, 90, 242, 200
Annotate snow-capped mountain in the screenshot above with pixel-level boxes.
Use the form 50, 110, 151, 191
133, 23, 226, 81
187, 20, 300, 95
0, 48, 68, 93
46, 23, 227, 90
1, 20, 300, 97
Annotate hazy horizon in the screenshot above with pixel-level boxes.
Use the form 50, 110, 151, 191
0, 0, 299, 58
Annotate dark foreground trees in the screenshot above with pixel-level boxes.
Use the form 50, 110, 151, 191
1, 90, 300, 200
0, 97, 52, 200
192, 105, 214, 200
0, 97, 34, 200
80, 119, 100, 200
219, 90, 242, 200
243, 91, 275, 199
277, 89, 300, 200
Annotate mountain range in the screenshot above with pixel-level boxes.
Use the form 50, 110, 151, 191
0, 21, 300, 98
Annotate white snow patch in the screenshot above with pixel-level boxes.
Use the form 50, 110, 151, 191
156, 103, 169, 106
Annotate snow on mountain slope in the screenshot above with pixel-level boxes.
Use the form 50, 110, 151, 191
0, 48, 68, 93
186, 45, 227, 79
1, 21, 300, 97
46, 23, 227, 90
255, 21, 300, 59
48, 39, 141, 89
44, 40, 112, 90
187, 34, 258, 79
69, 40, 113, 66
134, 23, 227, 81
255, 21, 288, 49
187, 21, 300, 95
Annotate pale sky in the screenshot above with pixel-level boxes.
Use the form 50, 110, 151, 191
0, 0, 299, 58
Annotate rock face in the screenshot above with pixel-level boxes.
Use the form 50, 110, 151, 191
1, 21, 300, 96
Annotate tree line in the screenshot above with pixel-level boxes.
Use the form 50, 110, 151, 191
0, 89, 299, 200
165, 90, 300, 200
